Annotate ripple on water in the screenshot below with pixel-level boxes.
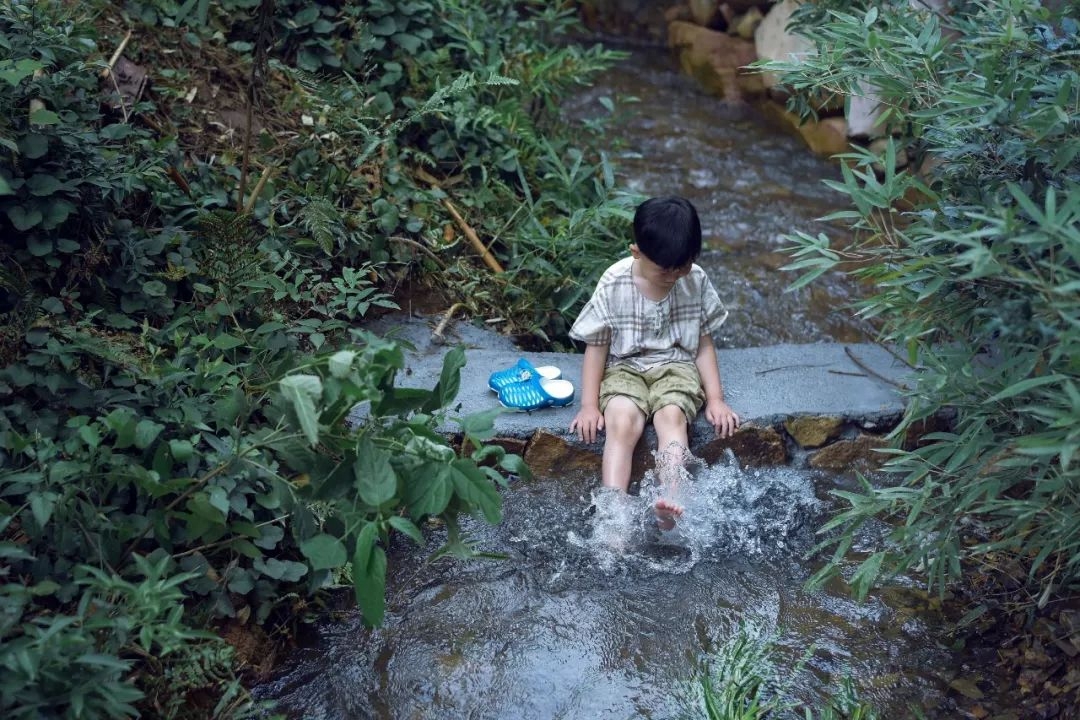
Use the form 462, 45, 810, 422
256, 449, 957, 719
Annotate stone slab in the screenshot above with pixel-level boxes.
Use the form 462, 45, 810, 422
350, 315, 911, 452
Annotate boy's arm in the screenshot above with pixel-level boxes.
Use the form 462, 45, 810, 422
695, 333, 739, 438
570, 343, 608, 443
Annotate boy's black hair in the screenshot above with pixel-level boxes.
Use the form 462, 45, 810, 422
632, 196, 702, 269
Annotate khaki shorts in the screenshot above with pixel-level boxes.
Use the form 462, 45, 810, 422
599, 362, 704, 423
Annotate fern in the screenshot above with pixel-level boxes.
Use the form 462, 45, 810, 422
196, 210, 263, 285
298, 198, 344, 256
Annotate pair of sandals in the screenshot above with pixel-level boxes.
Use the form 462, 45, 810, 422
488, 358, 575, 411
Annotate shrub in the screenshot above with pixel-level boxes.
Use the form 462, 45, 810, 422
767, 0, 1080, 606
0, 0, 629, 714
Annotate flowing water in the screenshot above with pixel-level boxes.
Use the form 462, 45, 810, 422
254, 52, 957, 718
257, 454, 954, 718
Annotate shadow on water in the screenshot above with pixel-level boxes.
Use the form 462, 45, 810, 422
255, 455, 955, 719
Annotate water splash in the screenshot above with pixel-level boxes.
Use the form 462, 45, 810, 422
578, 444, 823, 573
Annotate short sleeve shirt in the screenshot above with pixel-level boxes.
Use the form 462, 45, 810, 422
569, 256, 729, 372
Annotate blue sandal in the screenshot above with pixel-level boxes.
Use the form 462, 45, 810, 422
497, 375, 575, 411
488, 358, 562, 393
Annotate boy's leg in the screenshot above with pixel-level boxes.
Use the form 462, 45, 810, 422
652, 404, 690, 527
653, 404, 690, 455
601, 396, 646, 493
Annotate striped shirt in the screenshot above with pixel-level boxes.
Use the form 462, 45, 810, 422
570, 256, 729, 372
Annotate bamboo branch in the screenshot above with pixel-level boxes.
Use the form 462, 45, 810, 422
242, 164, 275, 214
100, 29, 133, 80
442, 199, 505, 273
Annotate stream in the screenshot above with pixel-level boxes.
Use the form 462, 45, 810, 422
254, 50, 960, 719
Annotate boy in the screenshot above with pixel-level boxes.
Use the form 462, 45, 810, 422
569, 196, 739, 526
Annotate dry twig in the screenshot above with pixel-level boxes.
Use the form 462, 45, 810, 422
432, 302, 467, 345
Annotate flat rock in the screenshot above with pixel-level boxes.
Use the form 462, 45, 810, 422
350, 314, 911, 461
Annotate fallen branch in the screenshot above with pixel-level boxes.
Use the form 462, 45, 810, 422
100, 29, 133, 80
391, 235, 448, 271
442, 199, 505, 274
844, 345, 909, 390
432, 302, 466, 345
755, 362, 834, 375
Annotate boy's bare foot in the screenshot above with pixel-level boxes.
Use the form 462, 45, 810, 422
655, 497, 683, 531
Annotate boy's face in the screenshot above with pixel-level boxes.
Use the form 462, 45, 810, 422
629, 244, 692, 289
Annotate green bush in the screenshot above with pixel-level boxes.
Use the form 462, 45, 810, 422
767, 0, 1080, 606
0, 0, 630, 715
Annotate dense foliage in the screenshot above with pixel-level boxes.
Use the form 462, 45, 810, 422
771, 0, 1080, 609
0, 0, 629, 716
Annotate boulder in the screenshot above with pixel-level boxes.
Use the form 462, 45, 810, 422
697, 424, 788, 467
731, 6, 764, 40
668, 20, 764, 100
523, 431, 602, 477
848, 80, 889, 139
688, 0, 722, 27
754, 0, 814, 90
809, 434, 889, 472
784, 415, 844, 449
799, 116, 850, 156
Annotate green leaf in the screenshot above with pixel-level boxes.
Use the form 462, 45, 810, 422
279, 374, 324, 445
387, 516, 425, 546
293, 5, 320, 25
850, 551, 886, 601
499, 453, 530, 479
26, 235, 52, 256
7, 205, 43, 231
354, 440, 398, 506
142, 280, 167, 297
353, 543, 387, 627
457, 407, 502, 440
370, 15, 397, 36
18, 133, 48, 159
422, 345, 465, 412
211, 334, 246, 350
450, 460, 502, 523
404, 463, 452, 518
134, 419, 164, 449
29, 108, 61, 125
78, 424, 101, 448
27, 173, 62, 196
254, 557, 308, 582
0, 58, 44, 86
170, 438, 194, 462
328, 350, 356, 378
986, 375, 1065, 403
300, 533, 348, 570
227, 569, 255, 594
30, 491, 58, 528
40, 199, 74, 229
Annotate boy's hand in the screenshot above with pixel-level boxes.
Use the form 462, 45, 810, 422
570, 405, 604, 444
705, 399, 740, 439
